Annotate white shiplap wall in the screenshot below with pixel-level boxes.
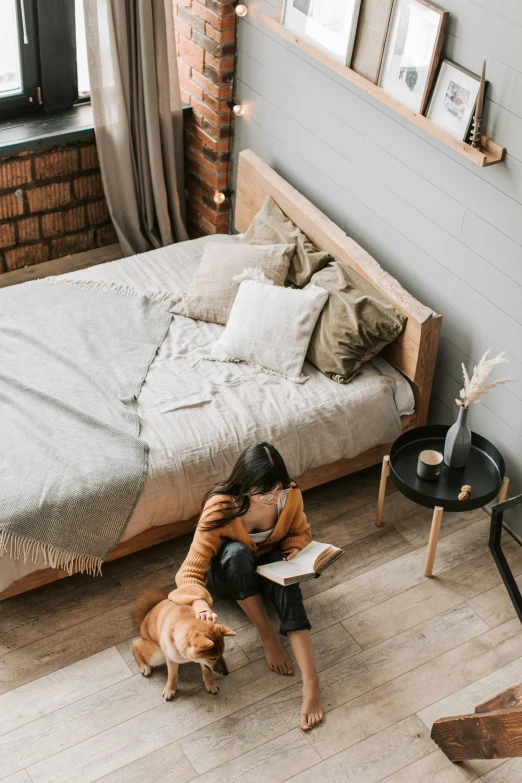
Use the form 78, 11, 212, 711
233, 0, 522, 527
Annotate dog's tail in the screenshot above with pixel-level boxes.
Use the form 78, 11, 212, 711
132, 588, 169, 627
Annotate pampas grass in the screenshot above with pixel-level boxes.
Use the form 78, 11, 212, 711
456, 350, 513, 408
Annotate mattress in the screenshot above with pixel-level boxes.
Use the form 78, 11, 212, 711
0, 235, 413, 591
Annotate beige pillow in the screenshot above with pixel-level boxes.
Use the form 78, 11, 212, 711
306, 261, 407, 383
241, 195, 331, 287
172, 241, 293, 324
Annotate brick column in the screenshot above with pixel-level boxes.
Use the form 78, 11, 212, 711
174, 0, 237, 237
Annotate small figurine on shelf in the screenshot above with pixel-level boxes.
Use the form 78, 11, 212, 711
470, 60, 486, 149
444, 350, 513, 469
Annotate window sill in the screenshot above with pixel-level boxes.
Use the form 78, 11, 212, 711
0, 103, 193, 157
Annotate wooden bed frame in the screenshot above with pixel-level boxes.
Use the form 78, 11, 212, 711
0, 149, 441, 601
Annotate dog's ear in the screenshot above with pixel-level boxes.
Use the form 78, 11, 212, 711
192, 634, 214, 651
217, 625, 236, 637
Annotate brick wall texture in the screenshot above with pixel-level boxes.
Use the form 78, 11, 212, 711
175, 0, 236, 237
0, 140, 117, 273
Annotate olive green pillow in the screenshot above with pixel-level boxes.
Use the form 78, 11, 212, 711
241, 195, 331, 287
306, 261, 407, 383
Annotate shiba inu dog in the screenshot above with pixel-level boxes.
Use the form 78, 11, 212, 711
132, 589, 236, 700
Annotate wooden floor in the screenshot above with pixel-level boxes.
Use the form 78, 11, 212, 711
1, 466, 522, 783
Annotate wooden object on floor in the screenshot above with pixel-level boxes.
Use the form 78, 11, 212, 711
432, 681, 522, 761
375, 453, 444, 576
350, 0, 394, 84
236, 149, 442, 425
477, 683, 522, 713
0, 243, 122, 288
375, 455, 390, 526
424, 506, 444, 577
260, 12, 505, 167
498, 477, 510, 503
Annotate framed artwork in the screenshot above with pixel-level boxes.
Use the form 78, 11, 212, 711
351, 0, 394, 84
281, 0, 362, 65
427, 59, 483, 141
379, 0, 448, 114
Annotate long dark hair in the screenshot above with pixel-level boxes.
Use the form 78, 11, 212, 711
200, 442, 293, 530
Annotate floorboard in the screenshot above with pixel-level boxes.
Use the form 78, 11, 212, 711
2, 468, 522, 781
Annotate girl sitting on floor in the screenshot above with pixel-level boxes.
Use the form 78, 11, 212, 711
169, 441, 323, 730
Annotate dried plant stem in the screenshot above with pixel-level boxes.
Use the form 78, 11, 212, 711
456, 349, 513, 408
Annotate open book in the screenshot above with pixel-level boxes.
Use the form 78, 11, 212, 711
256, 541, 344, 586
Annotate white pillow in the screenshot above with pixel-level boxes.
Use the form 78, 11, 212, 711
211, 276, 329, 382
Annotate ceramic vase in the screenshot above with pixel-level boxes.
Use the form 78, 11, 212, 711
444, 406, 471, 468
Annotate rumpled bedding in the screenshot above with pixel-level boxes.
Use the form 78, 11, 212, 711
0, 234, 413, 591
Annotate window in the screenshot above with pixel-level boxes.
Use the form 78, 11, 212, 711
75, 0, 90, 100
0, 0, 39, 115
0, 0, 90, 118
0, 1, 22, 97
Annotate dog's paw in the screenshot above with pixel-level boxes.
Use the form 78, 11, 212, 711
205, 682, 219, 695
163, 687, 176, 701
139, 664, 151, 677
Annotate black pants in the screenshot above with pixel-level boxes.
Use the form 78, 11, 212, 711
207, 541, 311, 636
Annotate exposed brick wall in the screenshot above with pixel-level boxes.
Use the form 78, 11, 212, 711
0, 140, 117, 273
174, 0, 237, 237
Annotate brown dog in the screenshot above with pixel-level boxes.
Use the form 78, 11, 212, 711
132, 589, 236, 700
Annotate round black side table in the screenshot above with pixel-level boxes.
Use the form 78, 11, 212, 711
375, 425, 508, 577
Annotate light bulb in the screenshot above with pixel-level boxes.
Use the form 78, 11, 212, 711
213, 190, 226, 205
232, 103, 244, 117
235, 4, 248, 17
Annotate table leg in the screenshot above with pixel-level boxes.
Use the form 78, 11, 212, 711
376, 455, 390, 527
498, 477, 510, 503
425, 506, 444, 577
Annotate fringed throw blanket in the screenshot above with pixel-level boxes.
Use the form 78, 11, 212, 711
0, 277, 174, 576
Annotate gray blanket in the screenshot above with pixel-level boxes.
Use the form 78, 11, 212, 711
0, 278, 173, 575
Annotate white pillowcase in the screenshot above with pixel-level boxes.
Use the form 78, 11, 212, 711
211, 276, 329, 382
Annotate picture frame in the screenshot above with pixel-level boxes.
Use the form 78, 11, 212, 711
351, 0, 394, 84
426, 59, 484, 141
281, 0, 362, 65
379, 0, 448, 115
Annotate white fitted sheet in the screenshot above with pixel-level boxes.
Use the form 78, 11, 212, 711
0, 235, 413, 591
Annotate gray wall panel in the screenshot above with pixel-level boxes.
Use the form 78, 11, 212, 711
233, 2, 522, 518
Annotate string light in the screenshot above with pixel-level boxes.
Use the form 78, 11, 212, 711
213, 188, 234, 205
232, 103, 244, 117
234, 3, 248, 17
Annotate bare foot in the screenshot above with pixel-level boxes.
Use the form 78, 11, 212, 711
259, 629, 293, 675
300, 676, 323, 730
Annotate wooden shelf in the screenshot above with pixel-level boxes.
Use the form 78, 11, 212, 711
260, 12, 505, 168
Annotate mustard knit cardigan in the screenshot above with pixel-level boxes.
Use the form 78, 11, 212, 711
168, 487, 311, 607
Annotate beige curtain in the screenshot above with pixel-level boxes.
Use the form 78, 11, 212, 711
84, 0, 188, 255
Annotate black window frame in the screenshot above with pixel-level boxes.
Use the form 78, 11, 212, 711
0, 0, 88, 120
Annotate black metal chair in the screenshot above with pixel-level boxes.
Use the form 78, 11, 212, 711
489, 494, 522, 625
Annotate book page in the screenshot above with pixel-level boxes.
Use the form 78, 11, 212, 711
257, 560, 305, 580
291, 541, 332, 572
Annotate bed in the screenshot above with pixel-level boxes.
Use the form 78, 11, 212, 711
0, 150, 441, 599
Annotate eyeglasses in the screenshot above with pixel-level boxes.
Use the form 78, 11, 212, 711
257, 487, 292, 503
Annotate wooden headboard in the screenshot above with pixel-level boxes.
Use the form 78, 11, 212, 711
235, 149, 442, 425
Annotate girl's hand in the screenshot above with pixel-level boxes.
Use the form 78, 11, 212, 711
197, 610, 218, 623
283, 547, 300, 561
